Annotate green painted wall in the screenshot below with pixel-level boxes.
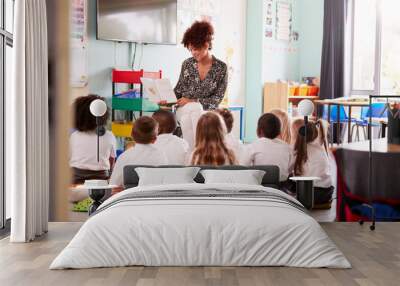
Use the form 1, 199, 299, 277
244, 0, 264, 142
298, 0, 324, 79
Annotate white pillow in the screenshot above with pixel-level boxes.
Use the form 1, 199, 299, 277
200, 169, 266, 185
135, 167, 201, 186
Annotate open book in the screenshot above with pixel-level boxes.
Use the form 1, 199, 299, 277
140, 77, 177, 104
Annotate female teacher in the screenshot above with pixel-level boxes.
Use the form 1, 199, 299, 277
174, 21, 228, 110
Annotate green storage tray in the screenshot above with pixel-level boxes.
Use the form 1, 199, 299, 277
112, 97, 159, 112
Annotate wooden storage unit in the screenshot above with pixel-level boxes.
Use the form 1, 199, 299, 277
263, 82, 289, 113
263, 82, 320, 113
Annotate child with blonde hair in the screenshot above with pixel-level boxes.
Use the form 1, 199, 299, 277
270, 108, 291, 144
290, 118, 304, 145
190, 112, 237, 166
216, 108, 246, 164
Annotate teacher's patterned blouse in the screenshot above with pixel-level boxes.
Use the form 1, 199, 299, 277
174, 56, 228, 110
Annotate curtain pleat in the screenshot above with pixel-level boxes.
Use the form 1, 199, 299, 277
10, 0, 49, 242
319, 0, 348, 100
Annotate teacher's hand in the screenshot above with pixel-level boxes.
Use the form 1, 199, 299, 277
177, 97, 197, 107
157, 100, 168, 105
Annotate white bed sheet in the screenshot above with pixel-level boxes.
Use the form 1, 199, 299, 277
50, 183, 350, 269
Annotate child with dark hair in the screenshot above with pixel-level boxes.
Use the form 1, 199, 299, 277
152, 110, 189, 165
216, 108, 245, 164
293, 119, 333, 206
174, 21, 228, 110
243, 113, 293, 182
109, 116, 168, 188
69, 94, 116, 184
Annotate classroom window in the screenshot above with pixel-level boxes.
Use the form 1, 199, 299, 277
380, 0, 400, 95
351, 0, 400, 95
1, 0, 14, 230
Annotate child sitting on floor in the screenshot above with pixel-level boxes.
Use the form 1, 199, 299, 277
109, 116, 168, 189
293, 119, 333, 207
189, 111, 237, 166
270, 108, 291, 144
152, 109, 189, 165
69, 95, 116, 185
243, 113, 293, 182
290, 118, 305, 146
216, 108, 245, 164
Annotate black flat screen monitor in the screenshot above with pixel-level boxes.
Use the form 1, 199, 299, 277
97, 0, 177, 45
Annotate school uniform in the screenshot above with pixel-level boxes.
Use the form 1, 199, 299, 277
175, 102, 204, 151
243, 137, 293, 182
298, 140, 333, 205
154, 133, 189, 165
109, 143, 168, 187
225, 133, 246, 164
69, 130, 117, 184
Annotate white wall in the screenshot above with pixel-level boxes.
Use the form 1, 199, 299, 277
262, 0, 300, 82
79, 0, 246, 106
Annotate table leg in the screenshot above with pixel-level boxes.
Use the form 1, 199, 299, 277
88, 188, 111, 215
296, 181, 314, 210
348, 106, 352, 143
382, 122, 387, 138
327, 104, 332, 145
337, 105, 341, 145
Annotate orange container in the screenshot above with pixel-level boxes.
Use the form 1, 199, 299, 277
299, 86, 309, 96
308, 86, 319, 96
289, 86, 296, 96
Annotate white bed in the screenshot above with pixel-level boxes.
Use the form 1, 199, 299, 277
50, 183, 350, 269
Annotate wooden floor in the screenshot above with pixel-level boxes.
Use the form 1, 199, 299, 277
1, 222, 399, 286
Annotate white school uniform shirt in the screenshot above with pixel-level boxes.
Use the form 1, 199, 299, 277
109, 143, 168, 187
69, 130, 117, 171
175, 102, 204, 151
243, 137, 293, 182
154, 133, 189, 165
299, 140, 332, 188
225, 133, 246, 164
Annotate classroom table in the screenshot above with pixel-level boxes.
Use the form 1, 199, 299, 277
334, 138, 400, 221
315, 99, 369, 144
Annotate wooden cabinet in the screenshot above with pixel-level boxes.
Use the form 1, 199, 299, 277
263, 82, 319, 114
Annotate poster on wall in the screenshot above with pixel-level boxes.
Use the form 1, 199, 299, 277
70, 0, 88, 88
265, 0, 274, 38
276, 1, 292, 42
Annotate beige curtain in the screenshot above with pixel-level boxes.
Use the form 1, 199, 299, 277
8, 0, 49, 242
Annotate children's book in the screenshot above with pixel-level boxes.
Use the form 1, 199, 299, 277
140, 78, 177, 104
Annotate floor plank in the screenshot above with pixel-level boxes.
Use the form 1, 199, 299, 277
1, 222, 399, 286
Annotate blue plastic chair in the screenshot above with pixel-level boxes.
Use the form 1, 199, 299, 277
322, 105, 352, 123
322, 105, 355, 144
352, 103, 388, 141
